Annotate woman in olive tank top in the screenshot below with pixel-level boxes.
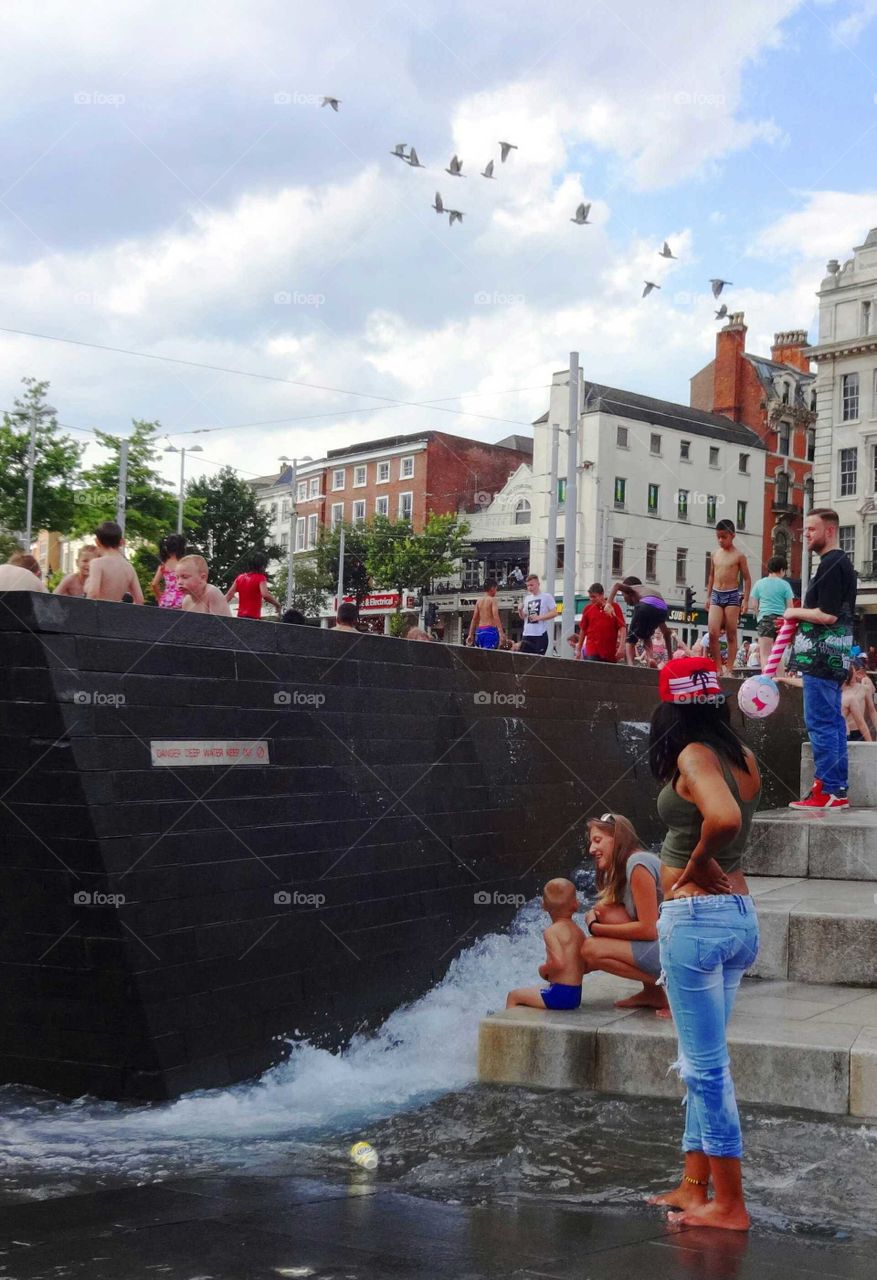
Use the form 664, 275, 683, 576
646, 657, 761, 1232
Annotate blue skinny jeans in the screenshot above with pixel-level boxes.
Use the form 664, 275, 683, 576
657, 895, 759, 1159
802, 674, 847, 794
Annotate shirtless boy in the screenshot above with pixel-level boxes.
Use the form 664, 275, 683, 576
606, 576, 673, 668
466, 581, 506, 649
506, 878, 586, 1010
85, 523, 144, 604
842, 666, 877, 742
704, 519, 750, 676
178, 555, 232, 615
54, 545, 99, 597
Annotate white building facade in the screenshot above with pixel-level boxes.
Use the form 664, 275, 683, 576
808, 227, 877, 632
530, 374, 766, 612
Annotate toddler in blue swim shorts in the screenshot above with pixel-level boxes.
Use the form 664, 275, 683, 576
506, 878, 586, 1010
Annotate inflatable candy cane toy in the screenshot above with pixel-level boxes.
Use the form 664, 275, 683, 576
737, 619, 798, 719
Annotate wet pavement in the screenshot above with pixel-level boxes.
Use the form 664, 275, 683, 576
0, 1172, 874, 1280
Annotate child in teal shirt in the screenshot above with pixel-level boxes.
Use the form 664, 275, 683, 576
751, 556, 795, 668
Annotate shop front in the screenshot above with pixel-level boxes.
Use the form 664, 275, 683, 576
325, 591, 419, 635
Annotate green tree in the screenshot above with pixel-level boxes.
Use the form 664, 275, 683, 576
132, 544, 161, 605
312, 521, 372, 606
73, 422, 177, 542
0, 531, 21, 561
187, 466, 278, 589
272, 559, 330, 619
0, 379, 82, 536
366, 513, 470, 609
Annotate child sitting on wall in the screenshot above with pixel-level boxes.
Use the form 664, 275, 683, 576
178, 555, 232, 615
506, 878, 586, 1011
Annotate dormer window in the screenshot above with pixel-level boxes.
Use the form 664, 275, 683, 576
781, 381, 790, 405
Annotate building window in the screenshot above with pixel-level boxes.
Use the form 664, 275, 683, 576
679, 440, 691, 461
514, 498, 531, 525
614, 477, 626, 509
810, 389, 817, 413
400, 455, 415, 479
739, 453, 749, 474
704, 551, 712, 587
839, 526, 855, 558
616, 425, 629, 448
863, 301, 872, 336
778, 422, 790, 456
645, 543, 657, 581
375, 494, 389, 517
676, 548, 687, 585
872, 523, 877, 572
839, 447, 858, 497
611, 538, 624, 576
281, 498, 290, 521
842, 372, 860, 421
557, 477, 567, 504
773, 528, 790, 562
280, 532, 289, 552
650, 433, 662, 455
306, 513, 318, 548
647, 482, 659, 515
782, 381, 791, 405
295, 516, 306, 551
399, 491, 413, 520
376, 460, 390, 483
807, 428, 816, 462
309, 476, 320, 498
352, 499, 366, 525
709, 446, 720, 467
297, 481, 307, 501
873, 444, 877, 492
702, 495, 715, 523
330, 502, 343, 529
737, 500, 747, 529
677, 489, 688, 520
776, 472, 790, 506
269, 502, 277, 522
353, 465, 367, 487
332, 468, 345, 490
804, 476, 814, 513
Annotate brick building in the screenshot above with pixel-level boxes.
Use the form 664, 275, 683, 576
690, 312, 816, 584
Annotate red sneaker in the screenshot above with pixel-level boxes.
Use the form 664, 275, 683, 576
789, 780, 850, 809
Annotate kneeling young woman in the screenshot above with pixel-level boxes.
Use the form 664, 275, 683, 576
580, 814, 668, 1016
648, 657, 761, 1232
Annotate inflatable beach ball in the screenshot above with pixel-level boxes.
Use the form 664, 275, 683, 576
737, 675, 780, 719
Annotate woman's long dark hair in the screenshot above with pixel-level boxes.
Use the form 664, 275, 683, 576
649, 698, 748, 783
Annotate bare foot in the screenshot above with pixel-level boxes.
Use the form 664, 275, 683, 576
648, 1182, 708, 1211
670, 1200, 750, 1231
615, 987, 669, 1013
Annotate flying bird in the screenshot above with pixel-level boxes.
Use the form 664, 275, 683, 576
390, 143, 409, 161
642, 281, 661, 298
715, 304, 729, 320
710, 278, 732, 298
321, 97, 341, 112
498, 141, 518, 162
445, 154, 465, 176
432, 191, 444, 214
448, 209, 464, 225
406, 147, 425, 168
571, 202, 591, 225
659, 241, 677, 259
481, 159, 495, 179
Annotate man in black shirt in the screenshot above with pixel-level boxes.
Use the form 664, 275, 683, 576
786, 509, 858, 808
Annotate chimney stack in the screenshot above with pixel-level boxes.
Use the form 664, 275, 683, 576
712, 312, 747, 420
771, 329, 810, 373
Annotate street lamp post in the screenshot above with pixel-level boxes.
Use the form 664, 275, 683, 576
164, 443, 204, 534
278, 455, 312, 610
18, 402, 58, 549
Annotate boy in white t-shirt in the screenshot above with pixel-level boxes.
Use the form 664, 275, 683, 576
517, 573, 558, 656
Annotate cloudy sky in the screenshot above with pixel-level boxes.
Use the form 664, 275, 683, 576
1, 0, 876, 492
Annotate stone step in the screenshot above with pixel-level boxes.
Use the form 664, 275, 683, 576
800, 741, 877, 807
749, 875, 877, 985
478, 971, 877, 1116
745, 807, 877, 880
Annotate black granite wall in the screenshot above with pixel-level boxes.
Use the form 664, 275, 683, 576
0, 594, 806, 1100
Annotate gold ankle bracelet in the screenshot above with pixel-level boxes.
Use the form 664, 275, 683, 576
683, 1175, 709, 1187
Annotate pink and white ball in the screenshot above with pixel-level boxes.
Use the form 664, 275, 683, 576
737, 675, 780, 719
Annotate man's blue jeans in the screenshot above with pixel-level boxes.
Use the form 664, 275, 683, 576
657, 896, 759, 1159
802, 674, 847, 793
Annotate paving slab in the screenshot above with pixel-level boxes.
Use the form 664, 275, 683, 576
748, 875, 877, 985
746, 808, 877, 881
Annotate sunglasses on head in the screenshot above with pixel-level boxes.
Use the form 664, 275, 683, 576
598, 813, 615, 824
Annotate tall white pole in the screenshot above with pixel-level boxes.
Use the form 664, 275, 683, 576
544, 422, 559, 588
116, 440, 130, 535
336, 524, 345, 607
800, 482, 812, 600
285, 461, 297, 611
177, 448, 186, 534
561, 353, 579, 657
24, 404, 38, 548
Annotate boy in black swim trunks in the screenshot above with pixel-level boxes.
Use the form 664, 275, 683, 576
506, 878, 586, 1010
605, 577, 673, 668
705, 519, 751, 676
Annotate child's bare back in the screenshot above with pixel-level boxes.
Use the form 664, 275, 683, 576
86, 551, 142, 603
543, 917, 587, 986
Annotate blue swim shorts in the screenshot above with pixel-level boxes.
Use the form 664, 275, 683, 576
711, 589, 742, 609
540, 982, 582, 1010
476, 626, 500, 649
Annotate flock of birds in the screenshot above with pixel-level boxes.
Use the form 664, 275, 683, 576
319, 96, 736, 314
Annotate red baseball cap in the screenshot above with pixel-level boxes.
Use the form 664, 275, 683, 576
658, 656, 722, 704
